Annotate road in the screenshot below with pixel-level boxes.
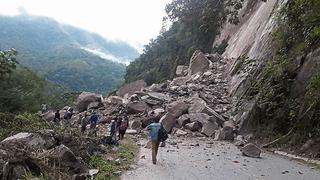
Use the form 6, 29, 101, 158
122, 137, 320, 180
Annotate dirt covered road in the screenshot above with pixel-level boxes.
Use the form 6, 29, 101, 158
122, 137, 320, 180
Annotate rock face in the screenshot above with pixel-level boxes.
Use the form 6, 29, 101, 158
188, 51, 210, 75
76, 92, 101, 112
116, 80, 147, 97
240, 143, 261, 158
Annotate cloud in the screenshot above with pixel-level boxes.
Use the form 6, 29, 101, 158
0, 0, 171, 48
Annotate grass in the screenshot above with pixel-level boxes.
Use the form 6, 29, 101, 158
90, 137, 138, 180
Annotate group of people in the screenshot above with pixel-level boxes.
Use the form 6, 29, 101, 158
41, 103, 167, 165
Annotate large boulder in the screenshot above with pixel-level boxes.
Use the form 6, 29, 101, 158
240, 143, 261, 158
1, 131, 57, 150
166, 100, 189, 118
160, 113, 176, 132
76, 92, 101, 112
116, 80, 147, 97
127, 102, 150, 114
46, 144, 88, 174
188, 51, 210, 75
201, 121, 219, 137
176, 65, 188, 77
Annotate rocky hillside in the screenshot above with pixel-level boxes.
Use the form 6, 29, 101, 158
0, 15, 140, 93
214, 0, 320, 153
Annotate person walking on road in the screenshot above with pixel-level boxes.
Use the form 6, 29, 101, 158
146, 120, 161, 164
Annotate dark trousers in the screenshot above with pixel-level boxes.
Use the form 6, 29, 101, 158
151, 140, 160, 164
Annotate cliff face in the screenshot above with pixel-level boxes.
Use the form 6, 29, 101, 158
213, 0, 320, 134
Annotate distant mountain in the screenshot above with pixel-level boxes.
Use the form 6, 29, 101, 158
0, 15, 140, 93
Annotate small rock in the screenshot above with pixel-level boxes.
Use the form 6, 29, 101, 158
160, 141, 166, 147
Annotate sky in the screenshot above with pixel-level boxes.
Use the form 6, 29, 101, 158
0, 0, 171, 52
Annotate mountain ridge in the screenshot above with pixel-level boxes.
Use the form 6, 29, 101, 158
0, 14, 139, 93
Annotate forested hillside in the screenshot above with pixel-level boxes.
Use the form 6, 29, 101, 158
0, 15, 139, 93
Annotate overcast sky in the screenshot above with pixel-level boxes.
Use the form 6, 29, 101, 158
0, 0, 171, 51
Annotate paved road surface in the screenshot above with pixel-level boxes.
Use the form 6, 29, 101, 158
122, 137, 320, 180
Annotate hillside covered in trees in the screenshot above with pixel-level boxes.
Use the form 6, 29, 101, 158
0, 15, 139, 93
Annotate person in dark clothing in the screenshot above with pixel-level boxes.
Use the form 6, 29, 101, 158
110, 119, 117, 138
89, 112, 98, 137
81, 113, 89, 134
118, 113, 129, 140
118, 118, 127, 140
53, 110, 60, 124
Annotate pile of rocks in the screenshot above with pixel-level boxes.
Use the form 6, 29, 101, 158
104, 50, 236, 141
0, 130, 103, 179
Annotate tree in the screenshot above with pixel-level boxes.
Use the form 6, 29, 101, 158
0, 48, 18, 77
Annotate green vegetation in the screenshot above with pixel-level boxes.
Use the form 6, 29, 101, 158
0, 112, 51, 141
242, 0, 320, 143
0, 15, 139, 93
90, 138, 137, 180
126, 0, 227, 84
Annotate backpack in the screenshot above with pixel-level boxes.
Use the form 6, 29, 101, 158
119, 121, 127, 130
158, 124, 168, 142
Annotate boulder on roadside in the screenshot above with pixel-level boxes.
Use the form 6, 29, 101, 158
76, 92, 101, 112
160, 113, 176, 132
167, 100, 189, 118
46, 144, 88, 174
201, 121, 219, 137
240, 143, 261, 158
185, 122, 201, 131
176, 65, 188, 77
1, 131, 57, 150
127, 102, 150, 114
188, 51, 210, 75
116, 80, 147, 97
